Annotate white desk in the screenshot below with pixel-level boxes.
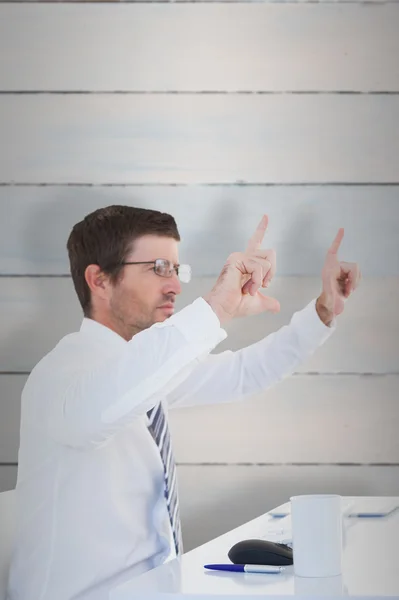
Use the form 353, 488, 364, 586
110, 496, 399, 599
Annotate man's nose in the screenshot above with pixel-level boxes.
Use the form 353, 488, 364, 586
165, 272, 182, 295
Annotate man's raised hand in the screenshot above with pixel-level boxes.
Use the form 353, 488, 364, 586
204, 215, 280, 324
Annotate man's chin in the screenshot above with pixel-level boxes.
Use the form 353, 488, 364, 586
153, 312, 173, 324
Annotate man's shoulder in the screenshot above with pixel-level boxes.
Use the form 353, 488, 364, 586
28, 329, 99, 381
40, 329, 85, 359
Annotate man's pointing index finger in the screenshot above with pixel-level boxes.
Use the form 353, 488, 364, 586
328, 228, 345, 255
246, 215, 269, 254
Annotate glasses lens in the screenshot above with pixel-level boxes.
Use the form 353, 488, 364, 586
178, 264, 191, 283
154, 259, 170, 277
154, 260, 191, 282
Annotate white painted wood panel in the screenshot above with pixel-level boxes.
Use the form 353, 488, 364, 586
1, 4, 398, 92
1, 374, 399, 464
0, 466, 17, 494
0, 185, 398, 276
169, 375, 399, 463
178, 465, 399, 550
2, 95, 399, 184
0, 377, 23, 463
0, 277, 397, 373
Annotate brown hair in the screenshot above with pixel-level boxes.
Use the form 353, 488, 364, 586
67, 205, 180, 316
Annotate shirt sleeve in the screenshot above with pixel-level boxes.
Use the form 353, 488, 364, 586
166, 298, 336, 408
42, 298, 227, 447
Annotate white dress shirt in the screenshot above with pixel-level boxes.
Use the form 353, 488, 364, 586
8, 297, 334, 600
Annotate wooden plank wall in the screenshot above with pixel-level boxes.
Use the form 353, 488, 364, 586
0, 1, 398, 550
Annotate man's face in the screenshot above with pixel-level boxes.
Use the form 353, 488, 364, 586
107, 235, 182, 336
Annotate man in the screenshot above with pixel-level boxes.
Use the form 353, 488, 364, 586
8, 205, 360, 600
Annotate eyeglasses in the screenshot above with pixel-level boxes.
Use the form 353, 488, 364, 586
120, 258, 192, 283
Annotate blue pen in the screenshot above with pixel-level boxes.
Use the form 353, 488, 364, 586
204, 564, 284, 574
348, 512, 389, 518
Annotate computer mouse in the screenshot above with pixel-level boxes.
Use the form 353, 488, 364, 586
228, 539, 293, 566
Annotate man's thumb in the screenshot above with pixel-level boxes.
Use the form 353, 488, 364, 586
259, 294, 281, 314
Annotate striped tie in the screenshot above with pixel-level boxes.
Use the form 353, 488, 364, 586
147, 402, 182, 555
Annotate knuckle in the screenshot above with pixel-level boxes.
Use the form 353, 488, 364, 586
227, 252, 242, 264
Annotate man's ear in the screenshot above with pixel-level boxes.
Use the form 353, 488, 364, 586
84, 264, 110, 301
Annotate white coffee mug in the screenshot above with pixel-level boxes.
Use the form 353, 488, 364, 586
290, 494, 350, 578
294, 574, 346, 596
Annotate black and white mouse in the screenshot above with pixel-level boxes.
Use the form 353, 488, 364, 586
228, 539, 293, 566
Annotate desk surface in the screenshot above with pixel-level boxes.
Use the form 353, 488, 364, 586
110, 496, 399, 599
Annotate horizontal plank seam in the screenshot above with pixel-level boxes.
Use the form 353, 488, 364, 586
1, 182, 399, 187
2, 0, 399, 4
1, 91, 399, 95
1, 463, 399, 468
1, 371, 398, 376
176, 462, 399, 467
0, 274, 72, 278
1, 273, 399, 283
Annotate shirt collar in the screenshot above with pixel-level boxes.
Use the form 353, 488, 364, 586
80, 317, 128, 348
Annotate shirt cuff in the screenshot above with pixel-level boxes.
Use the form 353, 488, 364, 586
153, 297, 227, 344
297, 298, 337, 344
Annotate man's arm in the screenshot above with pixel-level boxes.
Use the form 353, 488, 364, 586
166, 298, 335, 409
40, 299, 226, 448
315, 295, 336, 327
166, 228, 361, 409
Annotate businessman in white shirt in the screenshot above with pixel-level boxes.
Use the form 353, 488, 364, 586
8, 205, 361, 600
